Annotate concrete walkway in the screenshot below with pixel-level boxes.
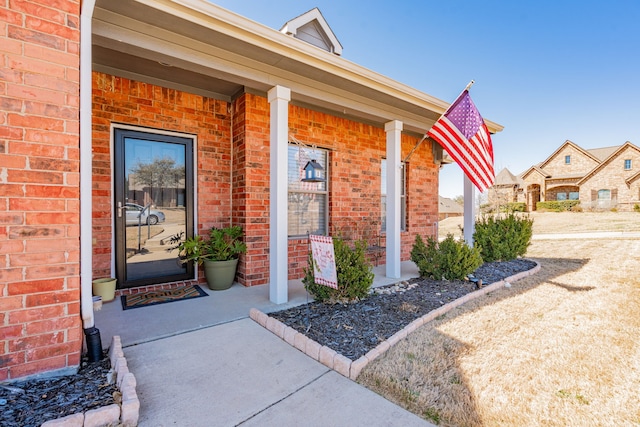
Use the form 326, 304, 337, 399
94, 262, 434, 426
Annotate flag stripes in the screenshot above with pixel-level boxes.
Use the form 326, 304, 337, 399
427, 90, 495, 193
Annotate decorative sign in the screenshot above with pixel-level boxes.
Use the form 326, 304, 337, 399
309, 235, 338, 289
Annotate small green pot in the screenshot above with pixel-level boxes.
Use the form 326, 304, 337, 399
203, 258, 238, 291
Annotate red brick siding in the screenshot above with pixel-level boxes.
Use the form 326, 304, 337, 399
231, 93, 271, 286
0, 0, 81, 381
91, 72, 233, 286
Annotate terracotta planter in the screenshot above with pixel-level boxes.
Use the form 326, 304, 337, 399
203, 258, 238, 291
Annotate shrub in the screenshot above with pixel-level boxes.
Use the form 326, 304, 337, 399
634, 204, 640, 212
303, 237, 374, 302
410, 234, 483, 281
501, 202, 526, 212
536, 200, 581, 212
473, 213, 533, 262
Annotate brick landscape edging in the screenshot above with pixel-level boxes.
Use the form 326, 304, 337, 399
250, 260, 541, 380
41, 336, 139, 427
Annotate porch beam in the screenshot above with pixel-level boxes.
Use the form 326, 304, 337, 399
268, 85, 291, 304
385, 120, 403, 279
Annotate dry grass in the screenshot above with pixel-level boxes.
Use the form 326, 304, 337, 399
438, 211, 640, 237
358, 236, 640, 426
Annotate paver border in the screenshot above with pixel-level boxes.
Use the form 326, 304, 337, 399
250, 260, 541, 380
41, 335, 139, 427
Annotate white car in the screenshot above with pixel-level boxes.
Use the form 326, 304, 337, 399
125, 203, 165, 225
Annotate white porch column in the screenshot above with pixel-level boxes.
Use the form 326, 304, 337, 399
268, 86, 291, 304
80, 0, 96, 330
385, 120, 403, 279
463, 175, 476, 246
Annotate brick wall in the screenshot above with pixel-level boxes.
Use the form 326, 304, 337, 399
233, 93, 440, 285
0, 0, 81, 381
91, 72, 232, 285
542, 145, 599, 177
579, 146, 640, 211
231, 93, 270, 286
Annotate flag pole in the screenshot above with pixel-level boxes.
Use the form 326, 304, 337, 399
464, 80, 475, 91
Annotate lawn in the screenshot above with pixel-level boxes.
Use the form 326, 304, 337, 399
358, 213, 640, 426
438, 210, 640, 237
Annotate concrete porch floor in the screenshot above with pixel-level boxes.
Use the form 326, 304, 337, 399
94, 261, 420, 349
91, 261, 433, 427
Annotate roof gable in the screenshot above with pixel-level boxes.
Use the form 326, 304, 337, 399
521, 165, 550, 180
494, 167, 523, 186
577, 141, 640, 185
540, 140, 600, 169
280, 8, 343, 55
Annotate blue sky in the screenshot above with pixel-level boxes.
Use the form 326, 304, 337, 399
210, 0, 640, 198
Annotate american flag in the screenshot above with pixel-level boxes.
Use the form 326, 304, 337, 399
427, 90, 495, 192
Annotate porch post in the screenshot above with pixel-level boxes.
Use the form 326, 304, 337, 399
267, 85, 290, 304
463, 175, 475, 246
385, 120, 403, 279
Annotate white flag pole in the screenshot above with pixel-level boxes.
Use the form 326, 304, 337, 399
463, 174, 475, 247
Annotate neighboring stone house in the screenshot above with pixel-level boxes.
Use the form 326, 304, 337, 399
506, 140, 640, 211
487, 168, 524, 209
0, 1, 503, 381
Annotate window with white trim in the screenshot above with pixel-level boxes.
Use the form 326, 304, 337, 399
287, 145, 328, 237
381, 159, 406, 232
565, 155, 571, 164
624, 159, 632, 170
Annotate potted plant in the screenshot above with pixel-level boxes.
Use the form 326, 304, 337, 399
176, 225, 247, 290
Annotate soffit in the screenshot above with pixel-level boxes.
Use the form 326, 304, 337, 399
92, 0, 503, 135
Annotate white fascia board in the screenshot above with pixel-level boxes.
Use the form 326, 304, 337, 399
93, 19, 440, 132
113, 0, 503, 133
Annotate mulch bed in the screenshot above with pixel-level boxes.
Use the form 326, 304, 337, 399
0, 352, 117, 427
270, 259, 537, 360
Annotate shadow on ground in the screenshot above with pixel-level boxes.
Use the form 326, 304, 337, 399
358, 256, 589, 426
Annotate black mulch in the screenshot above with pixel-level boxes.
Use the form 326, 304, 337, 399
0, 352, 118, 427
270, 259, 537, 360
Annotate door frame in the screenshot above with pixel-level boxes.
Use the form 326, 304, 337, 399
111, 124, 197, 288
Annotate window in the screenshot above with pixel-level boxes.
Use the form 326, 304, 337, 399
625, 159, 632, 170
556, 192, 567, 201
569, 191, 579, 200
288, 145, 328, 237
381, 159, 406, 232
565, 155, 571, 164
597, 189, 611, 200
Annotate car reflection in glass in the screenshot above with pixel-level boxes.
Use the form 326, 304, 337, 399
125, 203, 166, 226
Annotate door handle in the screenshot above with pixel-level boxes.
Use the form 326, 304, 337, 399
117, 202, 124, 218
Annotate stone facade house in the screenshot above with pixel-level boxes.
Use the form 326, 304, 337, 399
487, 168, 524, 209
506, 140, 640, 211
0, 0, 503, 381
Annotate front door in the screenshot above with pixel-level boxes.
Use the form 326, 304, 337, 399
114, 128, 194, 288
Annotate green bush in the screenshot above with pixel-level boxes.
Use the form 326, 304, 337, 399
634, 204, 640, 212
303, 237, 374, 302
501, 202, 526, 212
410, 234, 483, 281
473, 213, 533, 262
536, 200, 581, 212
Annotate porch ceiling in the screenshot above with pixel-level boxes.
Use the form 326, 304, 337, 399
92, 0, 503, 135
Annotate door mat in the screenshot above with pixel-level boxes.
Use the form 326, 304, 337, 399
120, 285, 209, 310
